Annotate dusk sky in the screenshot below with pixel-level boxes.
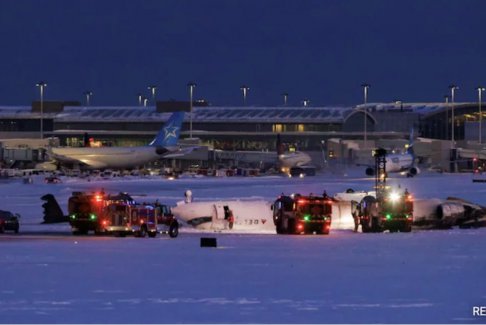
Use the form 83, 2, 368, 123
1, 0, 486, 107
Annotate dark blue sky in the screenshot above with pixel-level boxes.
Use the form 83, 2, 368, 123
1, 0, 486, 106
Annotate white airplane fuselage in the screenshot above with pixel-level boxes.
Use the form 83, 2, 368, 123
279, 151, 312, 168
48, 111, 185, 170
173, 192, 378, 233
172, 200, 276, 233
385, 153, 414, 173
50, 146, 166, 169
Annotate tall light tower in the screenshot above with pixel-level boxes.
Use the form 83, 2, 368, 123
188, 82, 196, 139
444, 95, 450, 140
137, 93, 143, 106
302, 99, 310, 107
143, 97, 149, 107
361, 83, 370, 148
240, 85, 250, 106
36, 81, 47, 139
147, 85, 157, 104
477, 86, 485, 143
449, 84, 459, 148
282, 92, 288, 106
84, 90, 93, 106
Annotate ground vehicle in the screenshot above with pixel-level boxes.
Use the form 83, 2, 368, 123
68, 191, 134, 235
0, 210, 20, 233
358, 191, 413, 233
272, 194, 332, 234
100, 202, 179, 238
357, 148, 413, 233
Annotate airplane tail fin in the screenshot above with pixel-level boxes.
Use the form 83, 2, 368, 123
406, 128, 415, 156
149, 111, 185, 147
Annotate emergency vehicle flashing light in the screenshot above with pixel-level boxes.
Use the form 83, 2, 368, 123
389, 192, 401, 202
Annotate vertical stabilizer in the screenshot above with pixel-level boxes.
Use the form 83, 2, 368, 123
406, 128, 415, 156
149, 111, 185, 147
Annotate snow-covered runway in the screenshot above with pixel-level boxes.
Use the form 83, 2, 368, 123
1, 229, 485, 323
1, 170, 486, 323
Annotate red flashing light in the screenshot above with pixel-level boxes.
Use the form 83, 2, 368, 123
94, 194, 102, 202
140, 219, 144, 224
102, 220, 107, 225
297, 223, 304, 230
297, 199, 307, 205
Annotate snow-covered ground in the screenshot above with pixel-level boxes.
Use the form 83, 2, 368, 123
1, 169, 486, 323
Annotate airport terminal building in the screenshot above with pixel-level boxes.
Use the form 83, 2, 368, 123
0, 101, 483, 169
0, 101, 480, 145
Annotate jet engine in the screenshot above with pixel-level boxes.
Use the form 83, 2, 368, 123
407, 166, 420, 177
436, 202, 464, 228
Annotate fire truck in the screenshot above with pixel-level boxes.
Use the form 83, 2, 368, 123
100, 202, 179, 238
272, 194, 333, 234
357, 148, 413, 233
68, 191, 134, 235
358, 191, 413, 233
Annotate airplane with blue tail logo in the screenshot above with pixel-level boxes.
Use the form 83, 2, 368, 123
49, 111, 187, 169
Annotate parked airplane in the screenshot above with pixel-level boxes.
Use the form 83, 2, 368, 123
212, 134, 311, 172
48, 111, 186, 169
365, 130, 419, 177
276, 134, 312, 170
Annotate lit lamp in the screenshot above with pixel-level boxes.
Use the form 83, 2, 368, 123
282, 92, 288, 106
84, 91, 93, 106
148, 85, 157, 104
240, 85, 250, 106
